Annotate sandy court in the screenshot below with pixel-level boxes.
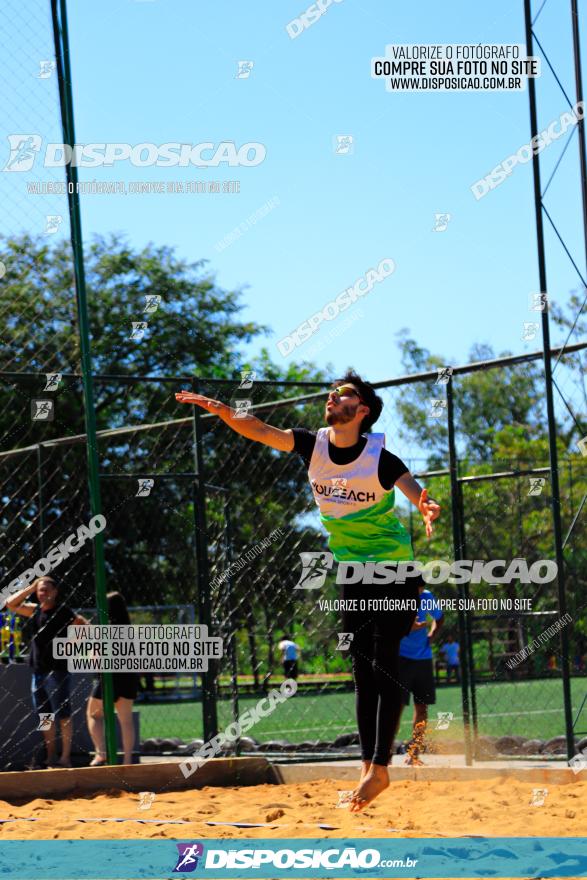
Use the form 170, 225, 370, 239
1, 776, 585, 840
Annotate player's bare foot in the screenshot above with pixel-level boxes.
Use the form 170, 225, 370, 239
349, 764, 389, 812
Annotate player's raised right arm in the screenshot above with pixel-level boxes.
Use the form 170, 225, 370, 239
174, 390, 294, 452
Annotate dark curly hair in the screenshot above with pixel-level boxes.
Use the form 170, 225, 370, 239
332, 370, 383, 433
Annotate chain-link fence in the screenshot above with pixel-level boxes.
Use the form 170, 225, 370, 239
2, 0, 586, 784
2, 346, 586, 769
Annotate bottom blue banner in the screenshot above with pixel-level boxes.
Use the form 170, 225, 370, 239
1, 837, 586, 878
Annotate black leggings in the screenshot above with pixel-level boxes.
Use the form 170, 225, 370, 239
342, 584, 419, 766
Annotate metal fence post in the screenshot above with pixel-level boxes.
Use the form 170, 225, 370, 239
524, 0, 575, 760
446, 377, 473, 765
457, 479, 478, 740
50, 0, 117, 764
224, 498, 240, 756
191, 380, 218, 742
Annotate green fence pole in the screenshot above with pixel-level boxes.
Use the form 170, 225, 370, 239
446, 377, 473, 766
50, 0, 117, 765
458, 480, 478, 741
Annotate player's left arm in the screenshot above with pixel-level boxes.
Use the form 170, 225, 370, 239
395, 474, 441, 538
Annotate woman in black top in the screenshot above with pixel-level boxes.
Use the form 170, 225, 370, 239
7, 576, 88, 768
86, 591, 138, 766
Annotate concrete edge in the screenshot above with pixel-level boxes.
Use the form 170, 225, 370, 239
0, 757, 280, 801
0, 759, 580, 801
274, 763, 581, 786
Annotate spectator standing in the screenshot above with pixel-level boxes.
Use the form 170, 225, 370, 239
6, 576, 88, 768
441, 634, 460, 683
278, 635, 300, 680
86, 591, 139, 766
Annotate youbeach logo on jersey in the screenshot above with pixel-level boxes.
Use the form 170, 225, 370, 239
2, 136, 266, 172
294, 552, 557, 587
276, 258, 395, 357
311, 478, 375, 503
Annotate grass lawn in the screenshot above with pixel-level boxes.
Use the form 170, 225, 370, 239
137, 676, 587, 745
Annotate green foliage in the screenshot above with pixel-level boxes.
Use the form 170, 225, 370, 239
2, 234, 586, 704
394, 329, 587, 657
0, 235, 328, 626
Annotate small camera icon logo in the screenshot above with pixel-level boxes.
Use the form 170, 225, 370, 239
37, 60, 56, 79
232, 399, 252, 419
144, 295, 161, 314
529, 292, 547, 312
238, 370, 256, 390
435, 367, 453, 385
37, 713, 55, 731
435, 711, 453, 730
31, 400, 54, 421
429, 398, 447, 418
293, 552, 334, 590
130, 322, 149, 340
43, 373, 62, 391
138, 791, 156, 810
44, 215, 63, 235
522, 321, 539, 341
432, 213, 451, 232
236, 61, 254, 79
334, 135, 354, 155
529, 787, 548, 807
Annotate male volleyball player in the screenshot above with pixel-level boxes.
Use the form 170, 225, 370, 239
175, 372, 440, 810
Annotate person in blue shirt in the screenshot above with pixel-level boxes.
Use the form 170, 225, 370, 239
397, 585, 444, 765
441, 634, 460, 683
278, 635, 300, 680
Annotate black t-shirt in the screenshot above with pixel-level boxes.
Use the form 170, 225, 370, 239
292, 428, 409, 491
29, 604, 76, 673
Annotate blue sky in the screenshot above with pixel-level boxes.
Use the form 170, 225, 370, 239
3, 0, 586, 385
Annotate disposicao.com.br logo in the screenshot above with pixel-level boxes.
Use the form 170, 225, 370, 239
293, 553, 557, 588
172, 843, 403, 871
2, 135, 266, 172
